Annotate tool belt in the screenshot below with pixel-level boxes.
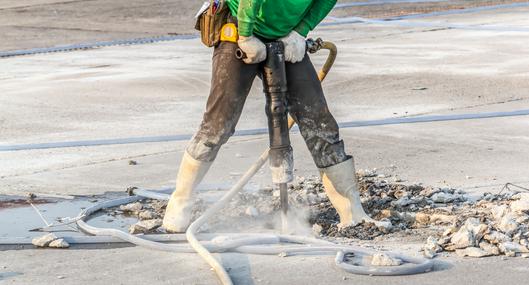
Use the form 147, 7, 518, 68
195, 0, 233, 47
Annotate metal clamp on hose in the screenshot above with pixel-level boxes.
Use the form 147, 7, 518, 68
306, 38, 337, 81
235, 48, 246, 59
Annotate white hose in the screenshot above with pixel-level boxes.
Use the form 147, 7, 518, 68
185, 149, 270, 284
75, 188, 433, 285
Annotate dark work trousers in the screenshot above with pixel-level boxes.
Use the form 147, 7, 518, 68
186, 41, 348, 169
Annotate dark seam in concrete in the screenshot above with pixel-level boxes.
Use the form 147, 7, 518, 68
2, 24, 147, 34
0, 34, 198, 58
2, 109, 529, 152
0, 0, 98, 11
3, 2, 529, 57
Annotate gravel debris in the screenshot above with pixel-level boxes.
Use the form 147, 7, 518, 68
138, 210, 156, 220
111, 168, 529, 260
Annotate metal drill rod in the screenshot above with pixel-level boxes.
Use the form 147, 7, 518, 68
279, 183, 289, 233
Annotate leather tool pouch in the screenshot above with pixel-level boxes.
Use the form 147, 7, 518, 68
195, 1, 230, 47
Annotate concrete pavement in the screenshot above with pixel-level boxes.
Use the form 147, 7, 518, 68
1, 2, 529, 284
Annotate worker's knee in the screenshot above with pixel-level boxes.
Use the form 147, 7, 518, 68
186, 128, 234, 162
306, 137, 349, 169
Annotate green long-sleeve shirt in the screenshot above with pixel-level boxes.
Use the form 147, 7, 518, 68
225, 0, 337, 39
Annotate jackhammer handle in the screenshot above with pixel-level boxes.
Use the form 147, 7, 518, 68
234, 39, 338, 75
235, 39, 336, 125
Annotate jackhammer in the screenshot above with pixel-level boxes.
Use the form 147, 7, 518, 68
260, 38, 335, 232
236, 38, 337, 232
262, 41, 293, 233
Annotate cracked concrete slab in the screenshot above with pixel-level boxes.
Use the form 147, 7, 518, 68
1, 1, 529, 285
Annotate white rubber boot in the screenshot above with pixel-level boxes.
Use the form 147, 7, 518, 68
162, 151, 212, 233
320, 158, 391, 229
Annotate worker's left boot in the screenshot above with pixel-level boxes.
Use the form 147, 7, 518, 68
162, 151, 212, 233
320, 157, 391, 229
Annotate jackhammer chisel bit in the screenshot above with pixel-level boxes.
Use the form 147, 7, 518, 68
262, 41, 293, 233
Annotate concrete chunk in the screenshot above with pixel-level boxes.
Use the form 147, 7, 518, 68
456, 247, 491, 258
138, 210, 156, 220
371, 253, 402, 266
499, 242, 529, 256
479, 241, 500, 256
49, 238, 70, 248
511, 193, 529, 213
32, 233, 58, 247
120, 202, 142, 213
129, 219, 162, 234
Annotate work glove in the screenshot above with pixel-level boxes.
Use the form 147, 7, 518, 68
279, 31, 306, 63
237, 35, 266, 64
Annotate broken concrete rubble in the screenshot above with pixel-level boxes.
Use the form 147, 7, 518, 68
305, 175, 529, 259
423, 189, 529, 258
111, 172, 528, 261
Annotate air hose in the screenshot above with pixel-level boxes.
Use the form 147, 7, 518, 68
75, 41, 434, 285
76, 188, 434, 283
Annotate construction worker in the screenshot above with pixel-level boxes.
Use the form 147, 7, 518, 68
163, 0, 389, 232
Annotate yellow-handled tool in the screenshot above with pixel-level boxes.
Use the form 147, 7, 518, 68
220, 23, 238, 42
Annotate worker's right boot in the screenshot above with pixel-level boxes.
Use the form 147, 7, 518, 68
162, 151, 212, 233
